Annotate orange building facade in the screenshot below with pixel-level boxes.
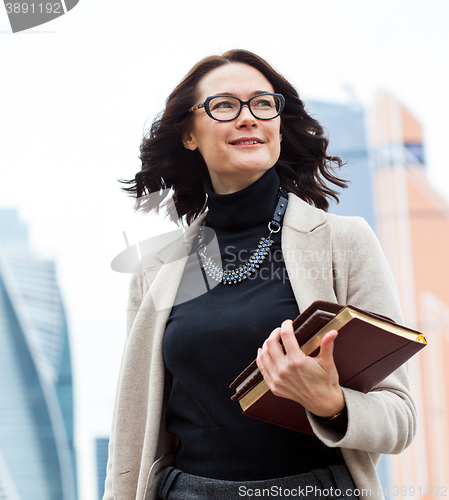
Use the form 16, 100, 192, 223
370, 92, 449, 497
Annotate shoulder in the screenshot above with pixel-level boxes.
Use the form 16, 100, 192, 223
285, 193, 375, 243
325, 211, 378, 248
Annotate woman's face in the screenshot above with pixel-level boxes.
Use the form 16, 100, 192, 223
183, 63, 282, 194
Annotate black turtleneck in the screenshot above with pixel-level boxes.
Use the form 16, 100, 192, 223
162, 167, 345, 481
203, 167, 280, 230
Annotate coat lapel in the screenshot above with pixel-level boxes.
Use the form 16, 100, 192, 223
143, 214, 207, 312
282, 194, 338, 312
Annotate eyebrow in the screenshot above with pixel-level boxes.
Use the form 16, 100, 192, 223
216, 90, 273, 97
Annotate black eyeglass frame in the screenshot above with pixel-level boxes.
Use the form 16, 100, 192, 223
188, 93, 285, 122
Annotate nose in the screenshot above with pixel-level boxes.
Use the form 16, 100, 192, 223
235, 104, 258, 127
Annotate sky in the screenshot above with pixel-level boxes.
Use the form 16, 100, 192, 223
1, 1, 448, 498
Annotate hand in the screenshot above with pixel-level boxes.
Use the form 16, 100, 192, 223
256, 319, 345, 418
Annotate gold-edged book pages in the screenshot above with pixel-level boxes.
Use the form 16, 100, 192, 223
301, 307, 426, 357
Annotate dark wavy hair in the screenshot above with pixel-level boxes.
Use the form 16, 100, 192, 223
121, 49, 347, 224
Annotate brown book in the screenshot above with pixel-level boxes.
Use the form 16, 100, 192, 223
229, 300, 427, 435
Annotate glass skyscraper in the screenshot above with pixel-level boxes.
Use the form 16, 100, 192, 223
0, 209, 77, 500
95, 438, 109, 500
306, 99, 376, 231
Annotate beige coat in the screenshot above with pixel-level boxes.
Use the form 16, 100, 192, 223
104, 194, 416, 500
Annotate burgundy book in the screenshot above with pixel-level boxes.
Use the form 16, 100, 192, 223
230, 301, 427, 435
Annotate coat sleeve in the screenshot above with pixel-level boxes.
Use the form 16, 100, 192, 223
308, 217, 417, 454
102, 268, 145, 500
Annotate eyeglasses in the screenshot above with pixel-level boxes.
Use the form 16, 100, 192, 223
188, 93, 285, 122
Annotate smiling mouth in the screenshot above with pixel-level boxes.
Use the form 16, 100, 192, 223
230, 140, 263, 145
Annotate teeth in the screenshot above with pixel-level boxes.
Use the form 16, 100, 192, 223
233, 140, 259, 145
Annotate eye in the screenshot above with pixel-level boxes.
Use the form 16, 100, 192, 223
213, 101, 233, 109
252, 96, 275, 108
211, 99, 238, 111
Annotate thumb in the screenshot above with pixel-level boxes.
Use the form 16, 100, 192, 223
318, 330, 338, 365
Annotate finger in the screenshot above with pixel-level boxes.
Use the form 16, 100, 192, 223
267, 327, 281, 342
256, 348, 264, 374
256, 347, 274, 382
264, 327, 285, 361
279, 319, 302, 356
257, 342, 275, 373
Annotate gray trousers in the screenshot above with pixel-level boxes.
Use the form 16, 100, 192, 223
158, 465, 358, 500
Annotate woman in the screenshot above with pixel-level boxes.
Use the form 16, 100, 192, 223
104, 50, 416, 500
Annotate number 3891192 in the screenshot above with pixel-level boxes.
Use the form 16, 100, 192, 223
5, 3, 62, 14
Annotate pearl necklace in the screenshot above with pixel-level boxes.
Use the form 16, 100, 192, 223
197, 187, 288, 285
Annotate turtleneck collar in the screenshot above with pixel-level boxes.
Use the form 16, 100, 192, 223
204, 167, 280, 230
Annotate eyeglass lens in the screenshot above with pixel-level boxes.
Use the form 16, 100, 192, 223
208, 95, 281, 120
